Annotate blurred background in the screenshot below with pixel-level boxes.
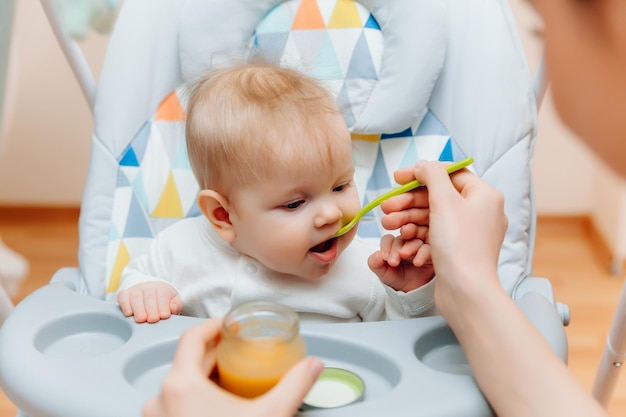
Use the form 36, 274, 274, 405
0, 0, 625, 416
0, 0, 624, 270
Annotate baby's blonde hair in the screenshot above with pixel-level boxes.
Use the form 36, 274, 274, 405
185, 62, 347, 198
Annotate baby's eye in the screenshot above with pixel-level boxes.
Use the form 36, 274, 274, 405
284, 200, 305, 210
333, 182, 349, 192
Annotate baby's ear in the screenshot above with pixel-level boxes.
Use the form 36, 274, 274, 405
197, 190, 236, 242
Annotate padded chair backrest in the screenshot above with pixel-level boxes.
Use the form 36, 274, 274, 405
78, 0, 537, 299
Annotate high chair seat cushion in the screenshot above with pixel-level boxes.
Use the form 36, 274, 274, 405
178, 0, 448, 135
98, 0, 454, 297
102, 85, 463, 297
83, 0, 536, 300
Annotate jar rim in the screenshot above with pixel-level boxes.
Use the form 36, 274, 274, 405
222, 301, 300, 343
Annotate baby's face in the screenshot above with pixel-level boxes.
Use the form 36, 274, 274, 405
227, 115, 360, 280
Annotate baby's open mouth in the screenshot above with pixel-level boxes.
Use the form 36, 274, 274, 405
310, 238, 336, 253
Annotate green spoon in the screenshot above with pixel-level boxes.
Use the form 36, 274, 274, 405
334, 156, 474, 238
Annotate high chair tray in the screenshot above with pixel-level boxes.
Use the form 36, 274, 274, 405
0, 269, 564, 417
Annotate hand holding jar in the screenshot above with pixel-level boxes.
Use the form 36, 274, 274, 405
142, 316, 324, 417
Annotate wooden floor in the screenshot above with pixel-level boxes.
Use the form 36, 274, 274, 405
0, 209, 625, 416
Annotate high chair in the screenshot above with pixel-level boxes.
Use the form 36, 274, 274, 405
0, 0, 570, 416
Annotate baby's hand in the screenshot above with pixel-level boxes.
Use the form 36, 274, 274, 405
368, 230, 435, 292
117, 282, 183, 323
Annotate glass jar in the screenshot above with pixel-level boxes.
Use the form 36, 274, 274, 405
216, 301, 307, 398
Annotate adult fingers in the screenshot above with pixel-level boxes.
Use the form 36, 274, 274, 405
412, 161, 470, 204
380, 191, 429, 215
399, 223, 429, 242
393, 165, 419, 185
257, 358, 324, 416
172, 319, 223, 376
142, 397, 162, 417
380, 206, 429, 231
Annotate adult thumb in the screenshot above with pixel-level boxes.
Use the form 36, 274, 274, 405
260, 358, 324, 414
414, 161, 464, 203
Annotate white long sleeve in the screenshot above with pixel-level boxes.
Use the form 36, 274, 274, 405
119, 216, 435, 322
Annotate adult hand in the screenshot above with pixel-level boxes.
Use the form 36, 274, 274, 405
143, 318, 324, 417
380, 161, 508, 320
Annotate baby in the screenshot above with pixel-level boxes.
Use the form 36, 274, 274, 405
116, 61, 435, 323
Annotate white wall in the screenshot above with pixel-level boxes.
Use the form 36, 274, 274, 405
1, 1, 625, 264
0, 0, 107, 205
509, 0, 626, 264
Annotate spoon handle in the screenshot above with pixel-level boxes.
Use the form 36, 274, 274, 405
333, 156, 473, 237
367, 156, 474, 209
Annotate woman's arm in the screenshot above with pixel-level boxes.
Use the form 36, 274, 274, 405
381, 161, 607, 417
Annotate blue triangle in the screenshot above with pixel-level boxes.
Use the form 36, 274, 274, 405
346, 31, 377, 80
312, 33, 344, 80
254, 32, 290, 62
119, 147, 139, 166
357, 219, 381, 238
400, 139, 419, 169
132, 171, 151, 213
108, 224, 120, 240
116, 169, 132, 187
415, 110, 449, 136
128, 120, 152, 163
366, 147, 392, 190
364, 14, 380, 30
381, 127, 412, 140
172, 139, 192, 170
256, 3, 291, 34
123, 192, 153, 238
438, 139, 454, 162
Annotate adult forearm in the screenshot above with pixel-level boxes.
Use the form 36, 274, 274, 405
448, 282, 607, 417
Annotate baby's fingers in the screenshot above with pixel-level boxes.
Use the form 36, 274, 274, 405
117, 290, 133, 317
129, 290, 149, 323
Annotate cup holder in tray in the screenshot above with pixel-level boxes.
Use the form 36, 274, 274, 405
414, 326, 470, 375
34, 313, 132, 359
124, 341, 178, 397
304, 334, 401, 402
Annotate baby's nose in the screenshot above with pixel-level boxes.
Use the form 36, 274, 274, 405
314, 203, 343, 228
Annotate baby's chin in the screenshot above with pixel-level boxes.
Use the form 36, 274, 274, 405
288, 263, 335, 281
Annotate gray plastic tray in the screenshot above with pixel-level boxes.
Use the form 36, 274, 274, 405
0, 272, 566, 417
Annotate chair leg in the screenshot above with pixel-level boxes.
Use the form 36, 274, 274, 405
592, 278, 626, 407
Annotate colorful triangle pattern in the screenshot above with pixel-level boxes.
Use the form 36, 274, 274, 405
357, 110, 469, 238
105, 1, 471, 290
254, 0, 382, 123
106, 86, 201, 293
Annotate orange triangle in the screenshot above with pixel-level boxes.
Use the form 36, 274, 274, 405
106, 240, 130, 294
328, 0, 362, 28
292, 0, 326, 30
155, 91, 186, 121
152, 172, 185, 218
